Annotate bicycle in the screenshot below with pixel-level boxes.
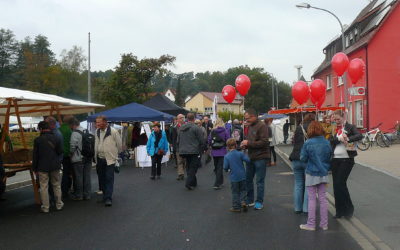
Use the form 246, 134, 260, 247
383, 122, 400, 145
356, 123, 390, 151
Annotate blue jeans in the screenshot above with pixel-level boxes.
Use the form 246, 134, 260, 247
246, 159, 268, 204
231, 180, 247, 209
72, 159, 92, 199
293, 160, 308, 212
97, 158, 115, 202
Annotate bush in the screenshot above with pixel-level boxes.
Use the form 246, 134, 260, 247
217, 111, 243, 122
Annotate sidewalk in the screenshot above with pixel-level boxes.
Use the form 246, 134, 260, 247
277, 143, 400, 179
276, 143, 400, 249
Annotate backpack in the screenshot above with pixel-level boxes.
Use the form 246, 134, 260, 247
76, 130, 95, 158
232, 128, 241, 142
211, 130, 226, 149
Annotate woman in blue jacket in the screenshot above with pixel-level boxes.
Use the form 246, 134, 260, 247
300, 121, 332, 231
147, 122, 169, 180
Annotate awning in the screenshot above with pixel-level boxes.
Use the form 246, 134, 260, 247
268, 106, 345, 115
87, 102, 174, 122
0, 86, 104, 118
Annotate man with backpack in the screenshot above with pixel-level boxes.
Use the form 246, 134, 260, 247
70, 118, 94, 200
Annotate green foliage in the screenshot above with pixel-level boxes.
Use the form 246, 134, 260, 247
95, 53, 176, 108
217, 111, 243, 122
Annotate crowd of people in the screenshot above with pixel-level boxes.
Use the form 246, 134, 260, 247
2, 106, 363, 233
32, 115, 122, 213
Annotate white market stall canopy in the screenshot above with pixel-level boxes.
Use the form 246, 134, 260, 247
0, 86, 104, 118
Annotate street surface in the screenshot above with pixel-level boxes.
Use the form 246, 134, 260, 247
0, 157, 360, 250
277, 144, 400, 249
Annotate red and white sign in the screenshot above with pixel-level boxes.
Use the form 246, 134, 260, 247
348, 87, 366, 96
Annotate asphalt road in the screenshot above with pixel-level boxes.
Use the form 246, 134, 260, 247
0, 156, 361, 250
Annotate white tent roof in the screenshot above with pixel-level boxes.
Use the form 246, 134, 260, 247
0, 87, 104, 118
9, 116, 43, 124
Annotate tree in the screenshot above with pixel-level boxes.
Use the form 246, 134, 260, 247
0, 29, 19, 87
174, 76, 183, 106
95, 53, 176, 107
60, 45, 87, 73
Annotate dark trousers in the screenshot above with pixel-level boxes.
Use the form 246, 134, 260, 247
213, 156, 224, 187
61, 156, 73, 197
73, 159, 92, 199
151, 154, 163, 177
270, 146, 276, 163
184, 154, 200, 188
97, 158, 115, 201
283, 133, 288, 144
332, 158, 355, 216
231, 180, 247, 209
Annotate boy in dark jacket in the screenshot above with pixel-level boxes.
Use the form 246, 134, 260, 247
33, 121, 64, 213
224, 138, 251, 212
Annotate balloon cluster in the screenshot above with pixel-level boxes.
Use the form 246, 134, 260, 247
331, 52, 366, 84
292, 79, 326, 109
221, 74, 251, 103
292, 52, 366, 110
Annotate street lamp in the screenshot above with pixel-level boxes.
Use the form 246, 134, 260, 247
296, 3, 349, 114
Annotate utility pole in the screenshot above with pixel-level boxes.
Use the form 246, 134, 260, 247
294, 65, 303, 80
88, 32, 91, 103
271, 82, 275, 109
276, 83, 279, 109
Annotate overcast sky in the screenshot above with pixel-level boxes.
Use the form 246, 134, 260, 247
1, 0, 369, 84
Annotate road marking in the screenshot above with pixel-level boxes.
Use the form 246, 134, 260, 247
275, 146, 392, 250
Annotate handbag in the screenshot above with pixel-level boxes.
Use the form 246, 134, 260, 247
157, 149, 165, 155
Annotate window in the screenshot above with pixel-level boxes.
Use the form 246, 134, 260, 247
326, 75, 332, 90
205, 107, 212, 113
345, 36, 350, 48
355, 100, 363, 128
348, 102, 353, 124
338, 76, 344, 86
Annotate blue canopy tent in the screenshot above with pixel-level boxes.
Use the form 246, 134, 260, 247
87, 102, 174, 122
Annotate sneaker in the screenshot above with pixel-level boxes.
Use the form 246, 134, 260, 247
96, 190, 103, 195
254, 202, 264, 210
104, 200, 112, 207
247, 202, 255, 207
150, 176, 155, 180
40, 208, 49, 213
56, 204, 64, 211
320, 226, 328, 231
299, 224, 315, 231
213, 186, 221, 190
185, 185, 194, 190
230, 208, 241, 212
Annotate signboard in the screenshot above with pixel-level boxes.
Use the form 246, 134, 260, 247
348, 87, 365, 96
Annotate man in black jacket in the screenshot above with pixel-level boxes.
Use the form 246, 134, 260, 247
178, 113, 205, 190
33, 121, 64, 213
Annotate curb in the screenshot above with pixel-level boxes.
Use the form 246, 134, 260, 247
6, 180, 33, 191
275, 146, 391, 250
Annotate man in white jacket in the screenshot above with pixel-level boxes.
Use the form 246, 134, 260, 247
95, 115, 122, 207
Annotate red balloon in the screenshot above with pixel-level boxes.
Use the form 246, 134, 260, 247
348, 58, 366, 84
310, 79, 326, 102
222, 85, 236, 103
292, 81, 309, 105
310, 92, 325, 109
235, 74, 251, 96
331, 52, 349, 77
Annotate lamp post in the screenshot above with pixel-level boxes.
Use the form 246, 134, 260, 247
296, 3, 348, 114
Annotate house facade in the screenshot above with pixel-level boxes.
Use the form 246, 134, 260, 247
164, 89, 176, 102
184, 92, 244, 115
312, 0, 400, 132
